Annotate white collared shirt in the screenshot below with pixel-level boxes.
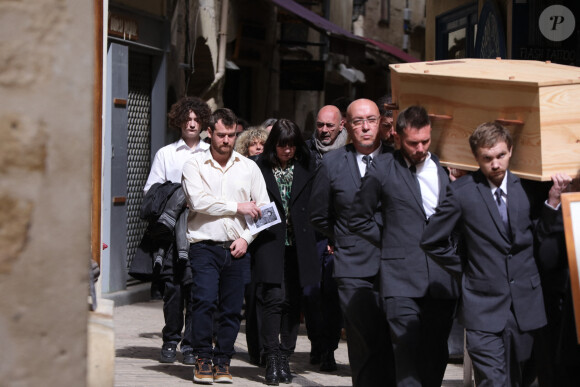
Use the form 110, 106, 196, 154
356, 146, 381, 177
407, 153, 440, 218
181, 149, 270, 245
487, 172, 561, 211
143, 138, 209, 193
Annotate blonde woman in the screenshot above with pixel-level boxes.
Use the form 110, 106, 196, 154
235, 126, 269, 157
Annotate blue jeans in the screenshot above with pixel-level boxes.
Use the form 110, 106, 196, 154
189, 242, 251, 364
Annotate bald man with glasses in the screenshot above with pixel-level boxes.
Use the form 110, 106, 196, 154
310, 99, 396, 385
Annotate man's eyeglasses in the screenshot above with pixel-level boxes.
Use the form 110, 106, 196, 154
316, 122, 337, 129
350, 117, 379, 128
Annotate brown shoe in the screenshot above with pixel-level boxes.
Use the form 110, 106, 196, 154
194, 358, 214, 384
212, 363, 233, 384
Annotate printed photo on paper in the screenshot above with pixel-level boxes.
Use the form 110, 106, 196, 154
245, 202, 281, 233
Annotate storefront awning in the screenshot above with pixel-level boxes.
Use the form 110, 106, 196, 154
363, 37, 419, 63
271, 0, 363, 43
270, 0, 420, 63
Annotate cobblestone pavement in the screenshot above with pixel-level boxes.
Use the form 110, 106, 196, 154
114, 300, 465, 386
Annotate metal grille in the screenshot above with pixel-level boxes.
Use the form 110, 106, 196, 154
125, 52, 151, 272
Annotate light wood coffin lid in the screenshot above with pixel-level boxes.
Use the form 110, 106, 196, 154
390, 59, 580, 181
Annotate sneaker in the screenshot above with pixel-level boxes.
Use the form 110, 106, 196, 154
160, 343, 177, 363
194, 358, 214, 384
182, 348, 195, 365
212, 363, 233, 384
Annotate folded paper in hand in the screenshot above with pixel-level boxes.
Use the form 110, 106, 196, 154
245, 202, 281, 234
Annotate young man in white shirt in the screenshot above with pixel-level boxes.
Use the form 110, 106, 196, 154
182, 108, 269, 384
349, 106, 458, 387
144, 96, 211, 365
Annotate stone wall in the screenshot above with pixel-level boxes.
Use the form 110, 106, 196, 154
0, 0, 93, 385
359, 0, 426, 61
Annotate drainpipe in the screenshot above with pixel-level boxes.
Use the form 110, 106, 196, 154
402, 0, 411, 52
203, 0, 228, 96
216, 0, 228, 81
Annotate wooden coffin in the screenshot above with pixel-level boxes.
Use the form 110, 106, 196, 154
390, 59, 580, 181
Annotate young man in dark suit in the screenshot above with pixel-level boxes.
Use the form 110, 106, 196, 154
420, 121, 571, 386
309, 99, 395, 387
349, 105, 459, 387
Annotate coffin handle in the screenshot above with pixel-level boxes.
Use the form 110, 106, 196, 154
495, 118, 524, 126
428, 114, 453, 121
383, 102, 399, 111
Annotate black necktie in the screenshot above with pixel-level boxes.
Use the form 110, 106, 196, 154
409, 165, 421, 194
495, 188, 509, 233
362, 155, 372, 176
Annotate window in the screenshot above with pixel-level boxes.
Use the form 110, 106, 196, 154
436, 3, 478, 59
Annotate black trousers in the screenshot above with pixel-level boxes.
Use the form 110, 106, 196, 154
161, 279, 192, 350
244, 280, 262, 362
384, 295, 456, 387
159, 246, 192, 350
302, 239, 342, 354
337, 276, 396, 387
258, 246, 302, 356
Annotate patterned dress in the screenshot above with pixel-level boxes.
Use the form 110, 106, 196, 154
273, 160, 294, 246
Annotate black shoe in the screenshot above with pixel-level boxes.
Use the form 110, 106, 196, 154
319, 351, 337, 372
160, 343, 177, 363
182, 348, 195, 365
265, 355, 279, 385
309, 349, 321, 365
278, 354, 292, 384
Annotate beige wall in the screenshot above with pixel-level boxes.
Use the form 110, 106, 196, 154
329, 1, 353, 31
0, 0, 93, 385
362, 0, 426, 61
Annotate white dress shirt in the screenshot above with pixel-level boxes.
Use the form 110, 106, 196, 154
182, 149, 270, 245
143, 138, 209, 193
489, 172, 560, 211
407, 153, 440, 218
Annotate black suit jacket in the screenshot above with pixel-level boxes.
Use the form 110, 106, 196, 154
420, 170, 555, 333
309, 143, 393, 278
349, 151, 459, 299
250, 156, 320, 287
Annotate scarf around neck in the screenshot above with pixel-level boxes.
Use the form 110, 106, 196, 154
313, 128, 347, 155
